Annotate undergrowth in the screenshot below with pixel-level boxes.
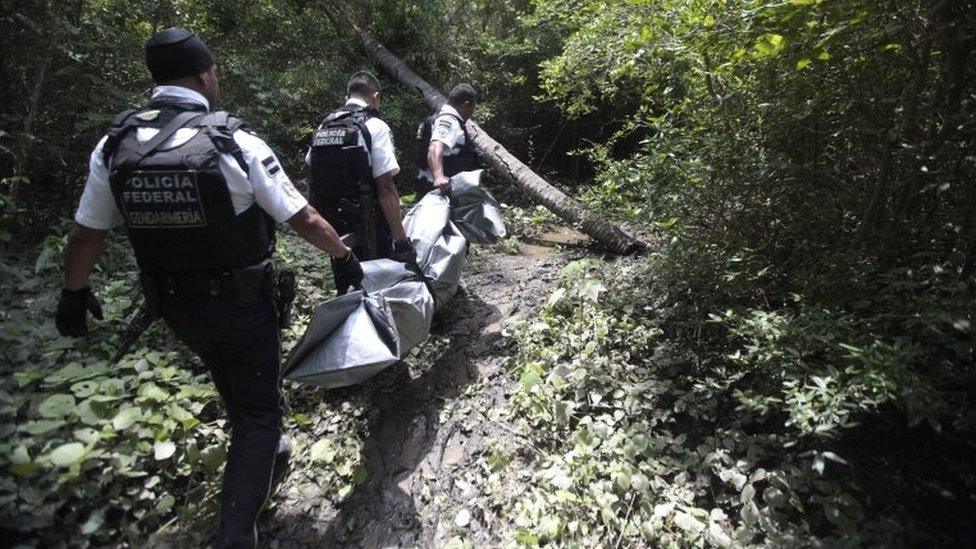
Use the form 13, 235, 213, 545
0, 225, 369, 546
490, 257, 975, 547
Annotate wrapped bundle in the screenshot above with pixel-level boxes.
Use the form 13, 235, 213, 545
284, 170, 505, 388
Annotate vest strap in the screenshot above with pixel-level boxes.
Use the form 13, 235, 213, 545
101, 109, 141, 165
201, 112, 249, 174
132, 110, 207, 161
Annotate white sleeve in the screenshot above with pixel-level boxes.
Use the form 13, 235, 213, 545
233, 130, 308, 224
74, 136, 124, 230
367, 119, 400, 179
430, 115, 461, 149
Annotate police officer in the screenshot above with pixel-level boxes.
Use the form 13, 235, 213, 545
307, 72, 416, 288
53, 28, 363, 548
416, 83, 479, 196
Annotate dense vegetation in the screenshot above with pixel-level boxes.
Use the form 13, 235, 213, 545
2, 0, 974, 545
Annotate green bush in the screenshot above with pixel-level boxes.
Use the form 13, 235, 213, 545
498, 259, 923, 546
0, 230, 368, 545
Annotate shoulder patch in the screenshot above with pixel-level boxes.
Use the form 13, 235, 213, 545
135, 110, 161, 121
262, 156, 282, 176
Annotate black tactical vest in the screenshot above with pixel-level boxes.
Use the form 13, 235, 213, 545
308, 104, 390, 258
415, 110, 479, 177
103, 101, 274, 273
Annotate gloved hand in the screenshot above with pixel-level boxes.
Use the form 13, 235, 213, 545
55, 286, 103, 337
433, 175, 451, 193
392, 239, 419, 270
333, 250, 364, 294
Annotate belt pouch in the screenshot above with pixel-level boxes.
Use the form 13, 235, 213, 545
231, 260, 271, 306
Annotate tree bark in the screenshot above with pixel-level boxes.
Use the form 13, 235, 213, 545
356, 30, 643, 255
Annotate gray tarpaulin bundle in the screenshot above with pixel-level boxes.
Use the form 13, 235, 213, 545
284, 170, 506, 388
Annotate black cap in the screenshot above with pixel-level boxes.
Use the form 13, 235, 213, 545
144, 28, 214, 83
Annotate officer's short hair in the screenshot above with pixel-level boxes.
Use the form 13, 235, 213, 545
347, 71, 381, 97
448, 84, 478, 106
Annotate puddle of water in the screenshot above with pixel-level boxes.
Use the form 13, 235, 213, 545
537, 227, 587, 246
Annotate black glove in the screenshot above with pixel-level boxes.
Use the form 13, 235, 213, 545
392, 239, 419, 270
55, 286, 103, 337
332, 251, 364, 294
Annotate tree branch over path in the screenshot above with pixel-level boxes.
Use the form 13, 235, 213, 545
351, 26, 645, 255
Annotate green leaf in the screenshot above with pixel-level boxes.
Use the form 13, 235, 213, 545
520, 368, 542, 391
80, 510, 105, 535
10, 461, 42, 477
112, 407, 142, 431
155, 493, 176, 514
38, 394, 76, 418
546, 287, 567, 308
20, 419, 64, 435
674, 510, 705, 532
153, 440, 176, 461
352, 464, 368, 484
200, 444, 227, 471
310, 439, 337, 464
796, 58, 812, 70
137, 382, 170, 403
579, 279, 606, 302
614, 472, 631, 493
14, 369, 45, 388
10, 445, 31, 465
48, 442, 86, 467
755, 34, 787, 58
515, 529, 540, 545
653, 217, 678, 230
73, 428, 100, 444
70, 380, 99, 398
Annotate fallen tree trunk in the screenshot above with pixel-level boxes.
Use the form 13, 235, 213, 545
356, 30, 643, 255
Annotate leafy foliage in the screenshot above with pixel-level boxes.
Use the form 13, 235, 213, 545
504, 3, 976, 538
492, 259, 969, 546
0, 229, 369, 545
2, 0, 974, 544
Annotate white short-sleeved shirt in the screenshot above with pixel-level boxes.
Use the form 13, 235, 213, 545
75, 85, 307, 231
429, 104, 466, 151
303, 97, 399, 180
419, 104, 466, 180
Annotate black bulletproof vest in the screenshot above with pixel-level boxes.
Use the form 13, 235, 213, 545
104, 102, 274, 273
415, 111, 479, 177
308, 105, 390, 246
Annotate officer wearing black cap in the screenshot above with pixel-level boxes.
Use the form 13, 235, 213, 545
54, 28, 363, 548
306, 71, 418, 288
415, 83, 479, 196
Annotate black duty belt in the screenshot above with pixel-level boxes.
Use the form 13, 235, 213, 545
152, 259, 273, 298
158, 270, 238, 297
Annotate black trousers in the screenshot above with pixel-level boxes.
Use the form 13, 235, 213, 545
161, 294, 282, 548
330, 218, 393, 294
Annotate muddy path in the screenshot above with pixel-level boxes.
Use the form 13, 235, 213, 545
263, 238, 576, 547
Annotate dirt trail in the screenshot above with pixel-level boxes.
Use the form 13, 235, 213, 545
264, 237, 575, 547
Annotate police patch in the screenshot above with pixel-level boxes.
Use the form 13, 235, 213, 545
432, 120, 453, 141
119, 170, 207, 229
312, 127, 348, 147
